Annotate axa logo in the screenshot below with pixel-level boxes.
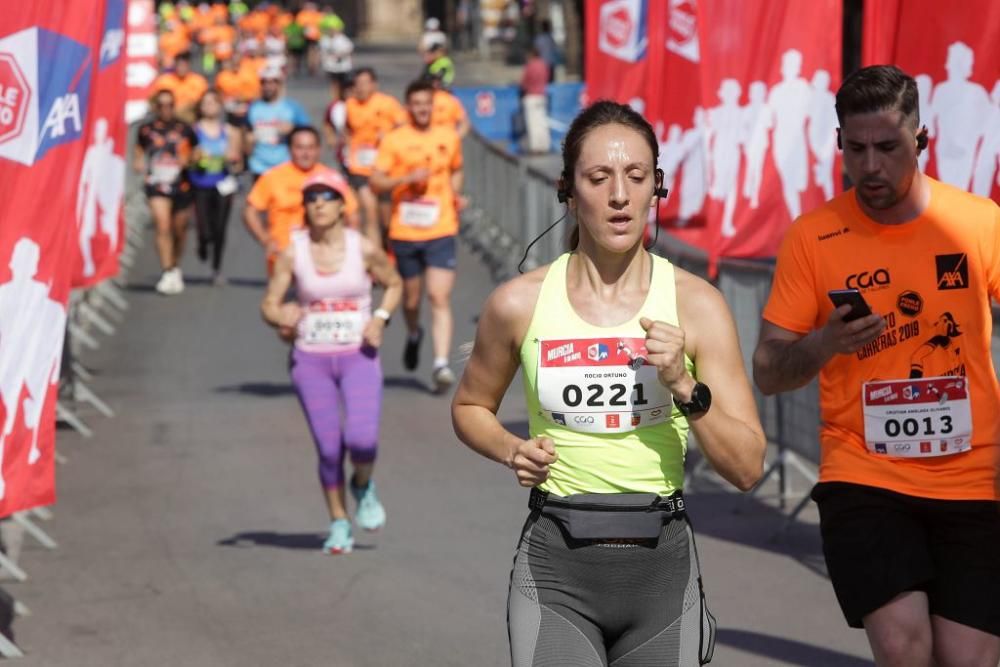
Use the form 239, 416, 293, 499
0, 27, 92, 166
587, 343, 609, 362
99, 0, 126, 68
935, 253, 968, 290
846, 268, 890, 291
599, 0, 648, 63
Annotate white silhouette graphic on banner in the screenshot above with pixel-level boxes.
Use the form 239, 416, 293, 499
914, 74, 933, 173
0, 239, 66, 499
928, 42, 991, 190
677, 107, 708, 220
972, 81, 1000, 197
766, 49, 812, 221
77, 117, 124, 277
807, 70, 838, 200
741, 80, 769, 209
656, 122, 685, 194
707, 79, 744, 237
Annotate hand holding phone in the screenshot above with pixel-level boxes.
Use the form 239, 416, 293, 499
828, 289, 873, 323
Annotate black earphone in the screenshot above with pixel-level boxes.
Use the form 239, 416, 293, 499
836, 126, 929, 151
520, 169, 669, 273
557, 168, 667, 203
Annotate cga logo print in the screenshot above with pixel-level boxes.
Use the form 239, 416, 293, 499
0, 27, 92, 166
599, 0, 648, 63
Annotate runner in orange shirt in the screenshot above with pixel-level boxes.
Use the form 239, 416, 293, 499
158, 22, 191, 69
370, 79, 466, 393
295, 2, 323, 75
754, 65, 1000, 666
244, 126, 361, 272
427, 73, 470, 138
214, 54, 258, 128
153, 52, 209, 120
340, 67, 407, 250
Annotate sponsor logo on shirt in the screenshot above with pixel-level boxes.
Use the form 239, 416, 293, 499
817, 227, 850, 242
896, 290, 923, 317
846, 268, 891, 291
935, 253, 968, 290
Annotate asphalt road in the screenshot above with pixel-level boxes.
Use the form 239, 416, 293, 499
10, 46, 873, 666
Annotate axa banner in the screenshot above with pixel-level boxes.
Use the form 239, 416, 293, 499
863, 0, 1000, 203
74, 0, 128, 286
0, 1, 106, 515
585, 0, 658, 113
685, 0, 843, 262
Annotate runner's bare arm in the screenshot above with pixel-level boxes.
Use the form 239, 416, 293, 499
242, 204, 271, 249
753, 307, 885, 394
450, 168, 464, 207
369, 167, 415, 195
362, 237, 402, 315
260, 247, 298, 329
452, 275, 544, 469
225, 123, 243, 172
132, 142, 145, 174
669, 272, 765, 491
456, 113, 470, 139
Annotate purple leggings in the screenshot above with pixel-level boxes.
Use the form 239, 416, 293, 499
289, 346, 383, 488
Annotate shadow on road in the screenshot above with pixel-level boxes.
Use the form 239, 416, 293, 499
717, 628, 872, 666
215, 382, 296, 397
217, 531, 376, 551
225, 277, 269, 289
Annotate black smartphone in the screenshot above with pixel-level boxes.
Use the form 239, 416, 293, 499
828, 289, 873, 322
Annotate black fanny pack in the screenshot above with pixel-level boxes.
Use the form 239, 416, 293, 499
529, 488, 686, 540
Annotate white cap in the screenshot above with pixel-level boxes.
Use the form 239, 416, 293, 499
259, 65, 284, 81
425, 17, 440, 31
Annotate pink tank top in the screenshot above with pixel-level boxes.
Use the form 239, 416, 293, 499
292, 228, 372, 354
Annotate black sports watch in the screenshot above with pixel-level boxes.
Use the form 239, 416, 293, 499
673, 382, 712, 417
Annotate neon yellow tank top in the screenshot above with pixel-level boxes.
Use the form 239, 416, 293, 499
519, 253, 694, 496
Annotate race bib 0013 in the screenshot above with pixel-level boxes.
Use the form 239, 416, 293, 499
399, 199, 440, 228
299, 299, 365, 346
536, 337, 673, 436
862, 376, 972, 458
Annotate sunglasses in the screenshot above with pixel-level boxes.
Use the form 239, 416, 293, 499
303, 189, 342, 204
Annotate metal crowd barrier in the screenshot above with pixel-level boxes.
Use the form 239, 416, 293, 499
459, 130, 1000, 527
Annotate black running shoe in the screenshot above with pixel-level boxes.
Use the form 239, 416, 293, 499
403, 328, 423, 371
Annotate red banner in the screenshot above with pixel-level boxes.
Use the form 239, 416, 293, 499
864, 0, 1000, 203
584, 0, 659, 113
124, 0, 157, 124
0, 1, 108, 514
73, 0, 127, 287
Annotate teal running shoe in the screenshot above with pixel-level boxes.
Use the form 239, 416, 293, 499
351, 479, 386, 532
323, 519, 353, 554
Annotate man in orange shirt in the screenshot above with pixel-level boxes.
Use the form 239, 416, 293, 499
340, 68, 407, 249
159, 22, 191, 69
371, 79, 466, 393
214, 54, 258, 128
427, 73, 470, 138
153, 52, 208, 120
244, 126, 360, 272
295, 1, 323, 75
754, 65, 1000, 666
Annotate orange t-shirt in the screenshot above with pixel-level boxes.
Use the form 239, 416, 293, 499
216, 69, 259, 103
206, 24, 236, 60
246, 162, 360, 253
344, 92, 406, 176
153, 72, 209, 110
296, 9, 322, 40
762, 178, 1000, 500
159, 29, 191, 66
431, 90, 467, 132
375, 124, 463, 242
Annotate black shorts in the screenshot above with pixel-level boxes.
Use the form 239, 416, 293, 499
812, 481, 1000, 636
391, 235, 457, 279
347, 172, 369, 191
145, 184, 193, 209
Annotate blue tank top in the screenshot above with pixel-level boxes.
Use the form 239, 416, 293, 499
189, 123, 229, 188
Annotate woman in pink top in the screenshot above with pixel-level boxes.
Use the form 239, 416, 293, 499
261, 170, 402, 554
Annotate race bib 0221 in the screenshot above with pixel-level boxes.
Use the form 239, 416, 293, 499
536, 337, 674, 436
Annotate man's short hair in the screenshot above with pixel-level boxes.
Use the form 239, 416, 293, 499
835, 65, 919, 127
175, 51, 192, 63
353, 66, 377, 81
287, 125, 321, 147
405, 78, 435, 101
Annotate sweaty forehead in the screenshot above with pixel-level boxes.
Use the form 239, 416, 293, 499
841, 109, 912, 139
577, 124, 653, 169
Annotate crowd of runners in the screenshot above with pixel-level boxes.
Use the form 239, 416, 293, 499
131, 4, 1000, 666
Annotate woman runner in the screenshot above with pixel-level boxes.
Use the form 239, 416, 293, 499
452, 101, 766, 666
261, 170, 402, 554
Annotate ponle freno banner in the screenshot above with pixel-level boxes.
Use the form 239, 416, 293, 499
583, 0, 842, 265
73, 0, 128, 287
863, 0, 1000, 204
0, 0, 110, 515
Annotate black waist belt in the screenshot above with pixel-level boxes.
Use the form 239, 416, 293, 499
529, 487, 686, 516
